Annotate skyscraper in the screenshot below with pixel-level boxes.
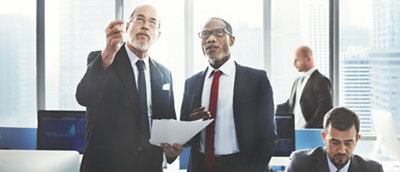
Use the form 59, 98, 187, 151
340, 48, 372, 134
304, 1, 329, 76
370, 0, 400, 134
0, 15, 36, 127
369, 49, 400, 134
46, 0, 113, 110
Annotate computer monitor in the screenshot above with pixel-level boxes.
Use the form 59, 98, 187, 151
295, 129, 324, 150
273, 115, 295, 156
0, 149, 79, 172
370, 109, 400, 161
37, 110, 86, 154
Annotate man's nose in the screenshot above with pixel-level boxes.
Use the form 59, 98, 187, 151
337, 144, 346, 154
206, 34, 217, 43
140, 25, 149, 30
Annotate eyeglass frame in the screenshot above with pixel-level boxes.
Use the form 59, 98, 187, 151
198, 28, 232, 39
129, 16, 160, 29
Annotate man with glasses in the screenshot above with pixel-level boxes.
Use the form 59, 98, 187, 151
286, 107, 383, 172
76, 4, 182, 172
180, 17, 276, 172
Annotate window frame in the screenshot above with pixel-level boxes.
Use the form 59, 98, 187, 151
35, 0, 397, 141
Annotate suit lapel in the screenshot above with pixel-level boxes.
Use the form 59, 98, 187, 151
189, 68, 208, 147
300, 70, 318, 100
289, 77, 301, 108
193, 68, 208, 108
113, 44, 140, 108
348, 156, 360, 172
149, 57, 165, 119
313, 147, 330, 172
149, 57, 163, 98
233, 63, 242, 119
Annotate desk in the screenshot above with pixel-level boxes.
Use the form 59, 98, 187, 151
269, 156, 290, 166
0, 149, 80, 172
269, 156, 290, 172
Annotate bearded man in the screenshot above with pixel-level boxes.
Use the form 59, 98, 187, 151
76, 4, 182, 172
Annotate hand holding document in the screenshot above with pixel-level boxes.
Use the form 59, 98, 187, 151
149, 119, 214, 146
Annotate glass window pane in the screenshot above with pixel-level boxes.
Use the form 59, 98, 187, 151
339, 0, 400, 136
271, 0, 329, 104
192, 1, 263, 74
0, 0, 36, 127
45, 0, 114, 110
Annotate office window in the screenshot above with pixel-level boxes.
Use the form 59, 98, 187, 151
339, 0, 400, 136
0, 0, 36, 127
124, 0, 185, 115
45, 0, 114, 110
191, 1, 263, 74
271, 0, 329, 104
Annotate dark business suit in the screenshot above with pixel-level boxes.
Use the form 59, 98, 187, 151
180, 62, 276, 172
286, 146, 383, 172
277, 70, 332, 128
76, 44, 176, 172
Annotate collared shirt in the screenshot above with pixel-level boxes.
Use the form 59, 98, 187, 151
199, 58, 239, 155
293, 66, 317, 129
125, 43, 153, 129
326, 153, 351, 172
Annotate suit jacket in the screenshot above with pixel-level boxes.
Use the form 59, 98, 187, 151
75, 44, 176, 172
286, 146, 383, 172
180, 62, 276, 172
277, 70, 332, 128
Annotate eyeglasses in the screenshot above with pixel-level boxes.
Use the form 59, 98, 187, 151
198, 29, 231, 39
130, 16, 159, 28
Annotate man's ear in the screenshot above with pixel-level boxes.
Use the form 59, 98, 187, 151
125, 22, 130, 32
321, 131, 327, 144
356, 134, 361, 142
156, 30, 161, 40
229, 36, 235, 47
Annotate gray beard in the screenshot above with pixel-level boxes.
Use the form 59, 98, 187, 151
208, 52, 229, 65
132, 41, 151, 52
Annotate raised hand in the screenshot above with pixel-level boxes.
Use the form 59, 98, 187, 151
101, 20, 124, 70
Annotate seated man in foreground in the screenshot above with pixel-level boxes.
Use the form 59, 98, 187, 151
286, 107, 383, 172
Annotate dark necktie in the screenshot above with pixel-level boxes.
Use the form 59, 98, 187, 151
205, 70, 222, 168
136, 60, 150, 148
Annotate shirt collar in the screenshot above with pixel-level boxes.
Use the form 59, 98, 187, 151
326, 153, 351, 172
206, 58, 235, 78
303, 66, 317, 78
125, 43, 150, 70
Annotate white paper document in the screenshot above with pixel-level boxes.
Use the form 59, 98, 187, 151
149, 119, 213, 146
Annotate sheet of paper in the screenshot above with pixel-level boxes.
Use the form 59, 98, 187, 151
149, 119, 213, 146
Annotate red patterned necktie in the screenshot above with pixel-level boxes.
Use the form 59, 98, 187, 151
205, 70, 222, 168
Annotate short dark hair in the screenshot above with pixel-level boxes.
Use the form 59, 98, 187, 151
323, 107, 360, 135
210, 17, 233, 36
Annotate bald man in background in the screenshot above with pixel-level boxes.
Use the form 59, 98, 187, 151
277, 46, 333, 129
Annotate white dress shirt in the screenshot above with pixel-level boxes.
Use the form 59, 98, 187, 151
125, 44, 153, 130
293, 66, 317, 129
327, 153, 350, 172
199, 58, 240, 155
